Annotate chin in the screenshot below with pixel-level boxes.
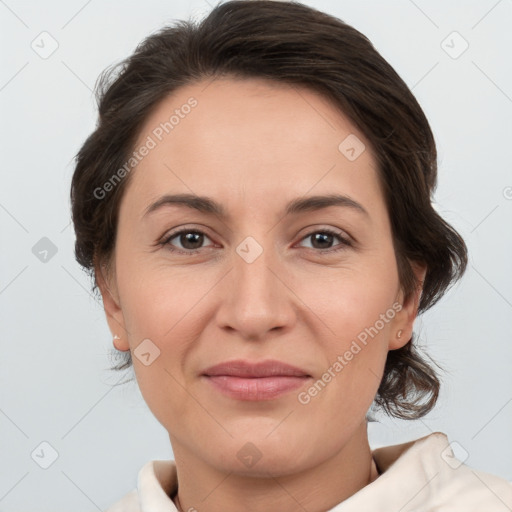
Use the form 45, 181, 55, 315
203, 430, 318, 477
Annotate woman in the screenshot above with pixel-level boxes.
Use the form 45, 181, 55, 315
70, 1, 512, 510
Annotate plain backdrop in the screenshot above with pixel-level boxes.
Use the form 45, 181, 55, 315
1, 0, 511, 510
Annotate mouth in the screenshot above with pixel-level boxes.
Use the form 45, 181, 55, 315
201, 359, 312, 401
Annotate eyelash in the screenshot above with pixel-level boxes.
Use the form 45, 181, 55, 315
159, 227, 353, 255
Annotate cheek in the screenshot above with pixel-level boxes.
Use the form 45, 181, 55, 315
298, 262, 398, 414
116, 255, 212, 341
295, 329, 388, 447
115, 226, 399, 429
114, 261, 215, 425
306, 262, 399, 349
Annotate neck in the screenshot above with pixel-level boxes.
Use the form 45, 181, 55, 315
171, 422, 378, 512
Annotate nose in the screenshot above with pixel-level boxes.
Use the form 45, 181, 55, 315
215, 241, 296, 341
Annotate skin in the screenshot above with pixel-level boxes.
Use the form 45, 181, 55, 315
97, 77, 426, 512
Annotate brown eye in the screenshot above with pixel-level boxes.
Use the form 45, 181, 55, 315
298, 229, 352, 252
162, 230, 213, 253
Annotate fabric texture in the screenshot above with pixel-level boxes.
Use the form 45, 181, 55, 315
106, 432, 512, 511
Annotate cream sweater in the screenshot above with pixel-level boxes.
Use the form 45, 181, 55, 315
106, 432, 512, 511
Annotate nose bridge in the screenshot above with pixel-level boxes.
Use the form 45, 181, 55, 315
235, 236, 275, 299
218, 234, 293, 337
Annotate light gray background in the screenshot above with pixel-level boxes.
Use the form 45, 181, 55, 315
1, 0, 511, 510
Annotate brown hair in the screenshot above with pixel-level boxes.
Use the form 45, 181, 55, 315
70, 0, 468, 419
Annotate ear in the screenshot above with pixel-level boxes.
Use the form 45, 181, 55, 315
388, 261, 427, 350
95, 261, 130, 352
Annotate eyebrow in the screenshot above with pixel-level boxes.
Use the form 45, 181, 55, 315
143, 193, 369, 219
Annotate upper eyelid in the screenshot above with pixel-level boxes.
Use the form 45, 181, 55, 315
162, 226, 215, 243
162, 226, 351, 249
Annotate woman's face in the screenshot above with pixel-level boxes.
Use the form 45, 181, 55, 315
99, 77, 424, 475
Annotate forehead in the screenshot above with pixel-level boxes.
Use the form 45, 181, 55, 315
125, 77, 384, 217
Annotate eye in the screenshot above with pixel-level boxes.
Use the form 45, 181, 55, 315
161, 229, 214, 254
159, 227, 353, 255
297, 229, 352, 253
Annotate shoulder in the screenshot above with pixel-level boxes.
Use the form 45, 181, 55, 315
440, 466, 512, 508
364, 432, 512, 511
104, 458, 178, 512
428, 434, 512, 510
105, 489, 139, 512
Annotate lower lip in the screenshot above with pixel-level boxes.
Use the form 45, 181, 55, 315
204, 375, 311, 401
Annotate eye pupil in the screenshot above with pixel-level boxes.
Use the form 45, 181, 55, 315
312, 232, 333, 249
181, 232, 203, 249
166, 229, 345, 254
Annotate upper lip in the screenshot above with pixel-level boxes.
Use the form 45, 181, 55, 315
202, 359, 311, 378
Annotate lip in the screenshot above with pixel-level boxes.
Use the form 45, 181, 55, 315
201, 359, 312, 401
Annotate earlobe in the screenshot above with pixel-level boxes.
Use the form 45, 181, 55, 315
95, 262, 130, 351
113, 333, 130, 352
389, 327, 408, 350
389, 262, 427, 350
